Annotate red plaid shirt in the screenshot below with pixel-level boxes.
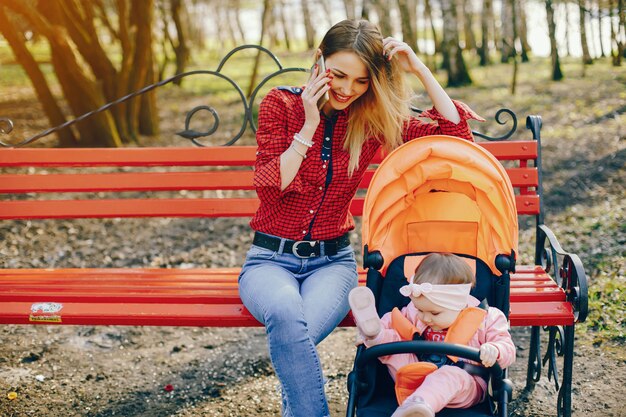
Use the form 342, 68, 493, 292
250, 87, 484, 240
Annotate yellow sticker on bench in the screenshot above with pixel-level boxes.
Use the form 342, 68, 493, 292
29, 302, 63, 323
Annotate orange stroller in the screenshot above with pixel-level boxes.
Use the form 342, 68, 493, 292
346, 135, 518, 417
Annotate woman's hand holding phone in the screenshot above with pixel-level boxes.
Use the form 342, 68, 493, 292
301, 59, 332, 132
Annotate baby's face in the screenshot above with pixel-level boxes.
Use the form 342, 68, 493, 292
412, 295, 462, 331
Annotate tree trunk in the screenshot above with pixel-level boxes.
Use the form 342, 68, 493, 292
510, 0, 519, 94
127, 0, 157, 140
461, 0, 476, 51
479, 0, 492, 65
500, 0, 515, 62
546, 0, 564, 80
424, 0, 439, 53
319, 0, 334, 28
372, 0, 393, 36
301, 0, 316, 49
232, 0, 246, 44
170, 0, 190, 86
344, 0, 357, 19
597, 1, 606, 57
248, 0, 272, 98
579, 0, 594, 64
564, 0, 572, 56
609, 0, 623, 65
5, 0, 121, 147
0, 6, 78, 147
278, 0, 292, 51
518, 0, 531, 62
397, 0, 418, 51
441, 0, 472, 86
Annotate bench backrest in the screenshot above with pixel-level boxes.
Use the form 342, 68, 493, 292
0, 141, 540, 220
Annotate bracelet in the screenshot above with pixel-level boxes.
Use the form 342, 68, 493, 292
290, 143, 307, 158
293, 132, 314, 148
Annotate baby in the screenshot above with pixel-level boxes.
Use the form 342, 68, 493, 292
349, 253, 515, 417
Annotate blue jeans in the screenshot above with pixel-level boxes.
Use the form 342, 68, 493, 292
238, 236, 358, 417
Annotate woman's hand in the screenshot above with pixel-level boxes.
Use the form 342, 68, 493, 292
382, 37, 427, 75
479, 343, 499, 367
300, 64, 332, 132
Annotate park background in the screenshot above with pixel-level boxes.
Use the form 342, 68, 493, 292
0, 0, 624, 416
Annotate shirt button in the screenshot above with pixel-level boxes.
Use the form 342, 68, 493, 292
325, 137, 330, 141
309, 210, 314, 214
322, 164, 327, 169
302, 230, 307, 234
319, 186, 323, 190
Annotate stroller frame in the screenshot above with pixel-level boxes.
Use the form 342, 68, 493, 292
346, 116, 588, 417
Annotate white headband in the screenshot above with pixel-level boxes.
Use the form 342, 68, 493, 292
399, 282, 472, 311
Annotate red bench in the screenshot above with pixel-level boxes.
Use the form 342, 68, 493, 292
0, 117, 587, 417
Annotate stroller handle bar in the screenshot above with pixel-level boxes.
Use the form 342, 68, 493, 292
355, 341, 506, 392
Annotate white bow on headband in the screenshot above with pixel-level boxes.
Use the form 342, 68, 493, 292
399, 282, 472, 311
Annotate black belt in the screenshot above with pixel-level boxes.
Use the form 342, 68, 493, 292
252, 232, 351, 258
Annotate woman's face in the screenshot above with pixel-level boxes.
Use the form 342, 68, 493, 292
322, 51, 370, 114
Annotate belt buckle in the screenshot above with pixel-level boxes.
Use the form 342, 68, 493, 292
292, 240, 318, 258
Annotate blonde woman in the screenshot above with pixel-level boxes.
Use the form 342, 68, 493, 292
238, 19, 483, 417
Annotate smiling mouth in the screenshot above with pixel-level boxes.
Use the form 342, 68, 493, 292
331, 91, 352, 103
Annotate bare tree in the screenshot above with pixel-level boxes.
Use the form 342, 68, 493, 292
597, 0, 606, 57
278, 0, 292, 51
0, 0, 160, 146
440, 0, 472, 86
397, 0, 418, 51
564, 0, 573, 56
301, 0, 316, 49
344, 0, 357, 19
461, 0, 476, 51
546, 0, 564, 80
517, 0, 531, 62
500, 0, 515, 62
579, 0, 594, 64
479, 0, 493, 65
231, 0, 247, 44
609, 0, 624, 65
424, 0, 440, 53
169, 0, 191, 85
0, 6, 77, 146
372, 0, 393, 35
248, 0, 272, 98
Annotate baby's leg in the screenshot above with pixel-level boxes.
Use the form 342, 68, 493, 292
348, 287, 381, 338
406, 365, 484, 413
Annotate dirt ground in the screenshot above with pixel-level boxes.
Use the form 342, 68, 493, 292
1, 58, 624, 416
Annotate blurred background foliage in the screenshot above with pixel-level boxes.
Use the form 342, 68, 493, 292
0, 0, 623, 147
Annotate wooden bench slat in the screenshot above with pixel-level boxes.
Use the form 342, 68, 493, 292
1, 167, 537, 194
1, 286, 565, 304
0, 195, 539, 220
0, 147, 259, 167
0, 299, 572, 327
1, 143, 538, 168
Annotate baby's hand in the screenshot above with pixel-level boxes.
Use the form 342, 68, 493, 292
479, 343, 499, 367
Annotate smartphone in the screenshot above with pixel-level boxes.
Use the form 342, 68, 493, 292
314, 56, 330, 110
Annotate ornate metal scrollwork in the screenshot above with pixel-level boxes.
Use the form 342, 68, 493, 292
2, 44, 520, 147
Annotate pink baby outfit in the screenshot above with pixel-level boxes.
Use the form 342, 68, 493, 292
363, 296, 516, 412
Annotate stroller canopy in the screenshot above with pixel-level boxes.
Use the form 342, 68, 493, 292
362, 135, 518, 275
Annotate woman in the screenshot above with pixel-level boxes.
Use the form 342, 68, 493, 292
238, 19, 483, 417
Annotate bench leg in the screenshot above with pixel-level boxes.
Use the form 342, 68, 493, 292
557, 325, 574, 417
526, 325, 541, 389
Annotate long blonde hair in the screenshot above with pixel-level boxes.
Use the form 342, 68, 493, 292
318, 19, 412, 175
